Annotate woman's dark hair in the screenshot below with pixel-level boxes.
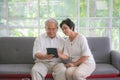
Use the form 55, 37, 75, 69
60, 18, 75, 31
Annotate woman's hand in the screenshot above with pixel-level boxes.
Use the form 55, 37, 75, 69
65, 62, 76, 68
57, 48, 69, 60
65, 56, 89, 67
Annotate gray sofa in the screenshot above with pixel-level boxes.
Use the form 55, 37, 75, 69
0, 37, 120, 80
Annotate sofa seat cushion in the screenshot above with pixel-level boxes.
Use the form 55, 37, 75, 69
88, 64, 120, 78
45, 64, 120, 79
0, 64, 33, 78
0, 64, 119, 79
0, 64, 33, 74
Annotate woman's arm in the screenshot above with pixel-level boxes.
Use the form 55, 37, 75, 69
57, 49, 69, 60
65, 56, 89, 68
73, 56, 89, 66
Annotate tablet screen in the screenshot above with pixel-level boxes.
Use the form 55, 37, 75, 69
47, 48, 58, 58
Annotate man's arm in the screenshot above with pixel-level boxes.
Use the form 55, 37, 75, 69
35, 52, 54, 60
33, 37, 53, 60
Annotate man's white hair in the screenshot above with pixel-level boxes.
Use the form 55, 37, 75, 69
45, 18, 58, 27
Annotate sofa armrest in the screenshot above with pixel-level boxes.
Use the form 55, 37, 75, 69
111, 50, 120, 71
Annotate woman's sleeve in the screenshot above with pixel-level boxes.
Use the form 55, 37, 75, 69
80, 35, 92, 56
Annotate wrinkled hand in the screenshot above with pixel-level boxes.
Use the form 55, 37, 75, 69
65, 62, 76, 68
46, 54, 54, 60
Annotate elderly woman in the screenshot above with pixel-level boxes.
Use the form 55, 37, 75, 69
58, 18, 96, 80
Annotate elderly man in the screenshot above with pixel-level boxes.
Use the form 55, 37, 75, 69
31, 18, 66, 80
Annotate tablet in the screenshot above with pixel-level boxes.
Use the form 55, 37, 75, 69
46, 48, 58, 58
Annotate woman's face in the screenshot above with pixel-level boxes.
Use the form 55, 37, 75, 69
61, 24, 72, 36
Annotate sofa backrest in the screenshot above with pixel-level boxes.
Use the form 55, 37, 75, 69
0, 37, 35, 64
87, 37, 111, 63
0, 37, 111, 64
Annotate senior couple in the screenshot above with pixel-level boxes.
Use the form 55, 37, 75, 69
31, 18, 96, 80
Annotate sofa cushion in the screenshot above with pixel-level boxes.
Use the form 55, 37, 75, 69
0, 37, 35, 64
0, 64, 119, 79
44, 64, 120, 79
89, 64, 119, 78
87, 37, 111, 63
0, 64, 33, 74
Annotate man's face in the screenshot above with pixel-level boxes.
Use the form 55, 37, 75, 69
45, 22, 58, 38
